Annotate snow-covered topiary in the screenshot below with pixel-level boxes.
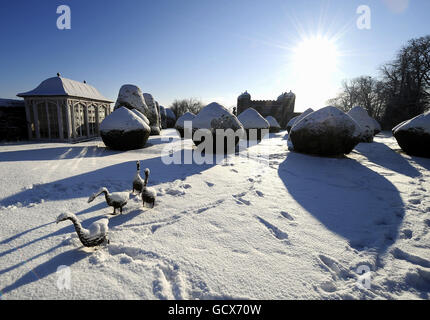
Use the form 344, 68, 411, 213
347, 106, 377, 142
192, 102, 244, 153
114, 85, 149, 116
237, 108, 270, 140
159, 106, 167, 129
175, 112, 196, 138
265, 116, 281, 133
289, 106, 362, 156
287, 108, 314, 133
165, 108, 177, 128
372, 118, 382, 135
100, 107, 151, 151
143, 93, 161, 135
392, 111, 430, 158
130, 109, 150, 125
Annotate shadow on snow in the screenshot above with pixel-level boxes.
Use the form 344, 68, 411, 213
278, 151, 405, 257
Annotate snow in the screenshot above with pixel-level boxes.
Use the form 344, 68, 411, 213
292, 106, 362, 138
348, 106, 377, 136
265, 116, 281, 129
114, 85, 149, 116
131, 109, 150, 125
393, 111, 430, 135
175, 112, 195, 129
288, 108, 314, 130
100, 107, 149, 133
17, 77, 113, 103
193, 102, 239, 129
237, 108, 269, 129
1, 129, 430, 299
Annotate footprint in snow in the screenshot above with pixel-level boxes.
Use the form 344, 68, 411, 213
401, 229, 413, 239
280, 211, 294, 221
256, 216, 289, 241
409, 198, 422, 205
255, 190, 264, 197
392, 248, 430, 268
205, 181, 215, 187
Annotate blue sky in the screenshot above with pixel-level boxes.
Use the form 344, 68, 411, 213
0, 0, 429, 111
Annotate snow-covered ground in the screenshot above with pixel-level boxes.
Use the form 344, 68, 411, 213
0, 129, 429, 300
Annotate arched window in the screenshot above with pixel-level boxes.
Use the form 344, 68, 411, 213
37, 102, 49, 139
47, 101, 59, 139
88, 105, 96, 136
74, 103, 87, 137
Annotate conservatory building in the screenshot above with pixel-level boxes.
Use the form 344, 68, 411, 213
17, 75, 113, 142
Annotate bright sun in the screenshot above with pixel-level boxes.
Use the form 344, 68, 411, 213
293, 36, 339, 77
291, 35, 341, 110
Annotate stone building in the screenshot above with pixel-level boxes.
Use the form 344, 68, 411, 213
237, 90, 298, 129
17, 75, 113, 142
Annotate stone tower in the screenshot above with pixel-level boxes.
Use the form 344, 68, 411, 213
237, 91, 251, 115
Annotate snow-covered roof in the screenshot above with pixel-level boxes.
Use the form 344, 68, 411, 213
17, 76, 113, 102
0, 98, 25, 108
265, 116, 281, 129
238, 108, 269, 129
100, 107, 149, 132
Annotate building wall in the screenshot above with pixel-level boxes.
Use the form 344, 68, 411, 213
0, 100, 27, 141
24, 97, 111, 142
237, 95, 296, 129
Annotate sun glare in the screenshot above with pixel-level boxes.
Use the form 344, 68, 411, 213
293, 36, 339, 78
290, 35, 341, 111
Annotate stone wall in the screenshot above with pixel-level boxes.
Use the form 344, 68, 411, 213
237, 95, 296, 129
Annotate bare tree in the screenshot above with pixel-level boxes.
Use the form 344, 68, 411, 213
381, 35, 430, 128
170, 98, 204, 119
327, 76, 386, 120
328, 35, 430, 129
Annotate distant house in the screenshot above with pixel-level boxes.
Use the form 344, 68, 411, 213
17, 75, 113, 142
0, 99, 27, 141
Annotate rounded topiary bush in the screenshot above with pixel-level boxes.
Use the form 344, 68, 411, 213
289, 106, 362, 157
100, 107, 151, 151
192, 102, 244, 154
393, 111, 430, 158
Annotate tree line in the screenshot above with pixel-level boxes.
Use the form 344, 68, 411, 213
327, 35, 430, 129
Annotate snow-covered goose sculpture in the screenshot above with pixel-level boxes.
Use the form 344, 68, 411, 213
142, 168, 156, 208
132, 161, 144, 194
56, 212, 109, 247
88, 187, 129, 215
